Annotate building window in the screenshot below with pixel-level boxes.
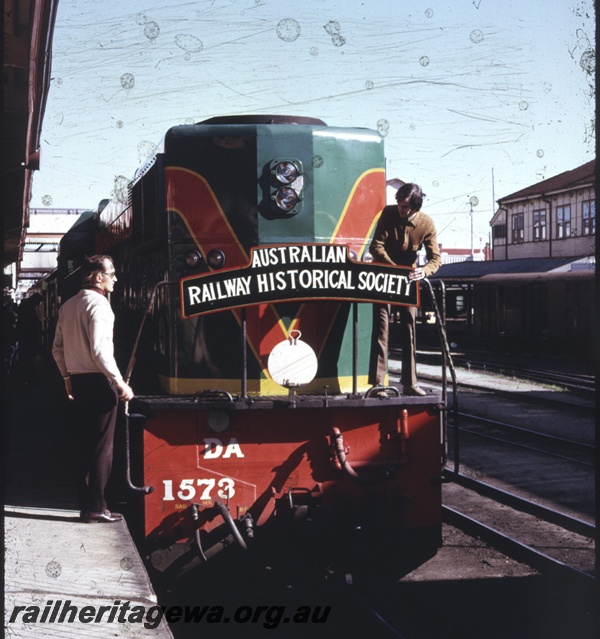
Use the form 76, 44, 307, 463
492, 224, 506, 240
532, 209, 546, 241
511, 212, 524, 243
583, 200, 595, 235
556, 204, 571, 239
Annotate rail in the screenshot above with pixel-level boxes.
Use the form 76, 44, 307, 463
443, 470, 595, 538
442, 505, 595, 585
456, 414, 594, 468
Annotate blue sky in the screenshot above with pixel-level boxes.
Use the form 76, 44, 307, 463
32, 0, 595, 249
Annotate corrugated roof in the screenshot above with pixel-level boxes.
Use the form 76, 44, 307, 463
430, 257, 582, 280
478, 270, 593, 283
4, 0, 60, 267
498, 159, 595, 202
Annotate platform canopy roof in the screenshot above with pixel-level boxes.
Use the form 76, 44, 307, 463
3, 0, 59, 268
430, 256, 590, 282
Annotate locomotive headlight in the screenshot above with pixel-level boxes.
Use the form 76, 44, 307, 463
265, 158, 303, 216
207, 248, 226, 269
185, 250, 202, 267
273, 161, 300, 184
273, 187, 300, 211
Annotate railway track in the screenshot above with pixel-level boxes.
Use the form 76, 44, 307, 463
445, 411, 595, 515
390, 350, 596, 586
412, 348, 595, 397
443, 388, 594, 586
448, 356, 595, 396
456, 411, 594, 468
442, 479, 595, 584
444, 409, 594, 582
444, 471, 595, 538
416, 370, 595, 414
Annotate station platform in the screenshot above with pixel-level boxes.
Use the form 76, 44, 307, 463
5, 506, 173, 638
3, 357, 172, 638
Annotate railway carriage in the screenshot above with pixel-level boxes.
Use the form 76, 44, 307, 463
472, 270, 595, 361
56, 115, 446, 585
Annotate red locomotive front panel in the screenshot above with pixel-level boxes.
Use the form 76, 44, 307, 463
138, 399, 442, 580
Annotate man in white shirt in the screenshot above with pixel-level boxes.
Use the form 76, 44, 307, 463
53, 255, 133, 523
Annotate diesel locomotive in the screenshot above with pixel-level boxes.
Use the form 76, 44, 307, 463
52, 115, 447, 586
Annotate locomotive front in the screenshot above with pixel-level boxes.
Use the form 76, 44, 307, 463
98, 115, 444, 585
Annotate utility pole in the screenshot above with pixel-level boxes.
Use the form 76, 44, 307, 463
468, 196, 479, 257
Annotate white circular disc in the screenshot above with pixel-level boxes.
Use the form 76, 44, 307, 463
267, 338, 318, 388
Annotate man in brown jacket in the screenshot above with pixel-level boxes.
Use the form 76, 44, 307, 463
369, 182, 442, 396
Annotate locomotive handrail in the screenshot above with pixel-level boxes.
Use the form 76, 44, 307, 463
124, 280, 171, 384
122, 410, 154, 495
422, 278, 459, 473
352, 302, 358, 397
193, 389, 234, 403
241, 307, 247, 398
123, 279, 170, 496
364, 385, 400, 398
